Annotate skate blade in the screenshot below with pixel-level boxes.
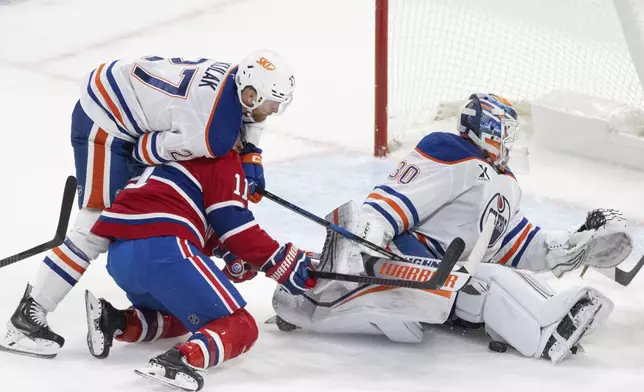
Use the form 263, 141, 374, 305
0, 327, 59, 359
84, 290, 109, 359
134, 366, 200, 392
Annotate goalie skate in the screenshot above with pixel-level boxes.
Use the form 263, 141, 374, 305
0, 284, 64, 359
264, 315, 299, 332
541, 295, 603, 364
134, 347, 204, 392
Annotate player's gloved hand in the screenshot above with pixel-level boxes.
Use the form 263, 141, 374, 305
261, 243, 318, 295
213, 248, 257, 283
545, 208, 633, 277
240, 143, 264, 203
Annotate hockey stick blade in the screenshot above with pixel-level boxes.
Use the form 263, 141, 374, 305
259, 188, 408, 263
584, 253, 644, 287
0, 176, 77, 269
614, 253, 644, 286
309, 237, 466, 291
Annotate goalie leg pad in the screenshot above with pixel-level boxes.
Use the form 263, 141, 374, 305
315, 201, 367, 294
454, 264, 614, 362
273, 278, 454, 343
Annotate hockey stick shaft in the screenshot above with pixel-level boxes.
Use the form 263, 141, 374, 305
460, 214, 495, 275
0, 176, 77, 269
309, 237, 466, 291
258, 188, 407, 262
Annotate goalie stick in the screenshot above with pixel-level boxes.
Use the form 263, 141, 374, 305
309, 237, 466, 290
258, 188, 408, 262
0, 176, 77, 269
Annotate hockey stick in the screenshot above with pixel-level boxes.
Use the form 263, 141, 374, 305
0, 176, 77, 269
309, 237, 466, 290
258, 188, 408, 262
585, 253, 644, 286
453, 213, 496, 294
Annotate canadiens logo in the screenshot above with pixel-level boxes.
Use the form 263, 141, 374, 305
481, 193, 511, 247
231, 262, 243, 274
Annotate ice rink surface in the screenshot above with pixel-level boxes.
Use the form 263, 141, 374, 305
1, 0, 644, 391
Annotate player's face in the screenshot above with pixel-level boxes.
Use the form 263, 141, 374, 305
251, 100, 280, 122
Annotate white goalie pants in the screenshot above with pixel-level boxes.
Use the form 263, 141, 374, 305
272, 263, 613, 359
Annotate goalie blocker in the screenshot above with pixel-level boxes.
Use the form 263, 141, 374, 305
271, 201, 615, 364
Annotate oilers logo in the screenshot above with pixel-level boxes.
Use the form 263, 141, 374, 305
480, 193, 511, 247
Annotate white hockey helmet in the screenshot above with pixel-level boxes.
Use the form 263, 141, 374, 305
235, 49, 295, 115
458, 93, 519, 170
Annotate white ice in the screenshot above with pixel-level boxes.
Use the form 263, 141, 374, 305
1, 0, 644, 391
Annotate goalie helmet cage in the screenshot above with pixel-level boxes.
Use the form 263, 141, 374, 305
374, 0, 644, 157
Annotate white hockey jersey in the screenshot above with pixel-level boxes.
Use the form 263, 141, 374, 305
362, 132, 543, 269
79, 56, 243, 163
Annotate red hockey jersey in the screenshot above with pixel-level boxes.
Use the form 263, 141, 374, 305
91, 152, 279, 267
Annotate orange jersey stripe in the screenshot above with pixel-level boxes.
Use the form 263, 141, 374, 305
87, 128, 108, 209
52, 247, 86, 274
367, 192, 409, 231
204, 65, 238, 158
94, 63, 125, 126
140, 133, 154, 165
498, 224, 533, 265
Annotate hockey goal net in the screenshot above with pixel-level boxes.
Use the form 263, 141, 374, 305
375, 0, 644, 157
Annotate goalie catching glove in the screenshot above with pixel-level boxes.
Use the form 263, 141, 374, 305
544, 209, 633, 277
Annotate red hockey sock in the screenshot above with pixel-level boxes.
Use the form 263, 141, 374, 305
177, 308, 258, 369
116, 308, 188, 343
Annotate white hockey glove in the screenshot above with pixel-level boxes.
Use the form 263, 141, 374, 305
545, 209, 633, 277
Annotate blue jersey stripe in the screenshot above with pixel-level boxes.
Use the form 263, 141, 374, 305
43, 257, 77, 286
207, 206, 255, 240
86, 70, 135, 140
511, 226, 541, 267
375, 185, 419, 225
149, 132, 168, 163
106, 61, 144, 136
501, 217, 528, 249
363, 202, 399, 234
132, 142, 143, 163
98, 215, 203, 244
205, 70, 242, 157
153, 165, 205, 217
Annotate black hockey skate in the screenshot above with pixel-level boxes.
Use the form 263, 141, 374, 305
0, 284, 65, 359
134, 347, 204, 392
85, 290, 126, 359
541, 297, 601, 364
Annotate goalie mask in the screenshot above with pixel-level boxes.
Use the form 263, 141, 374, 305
235, 49, 295, 118
458, 93, 519, 171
